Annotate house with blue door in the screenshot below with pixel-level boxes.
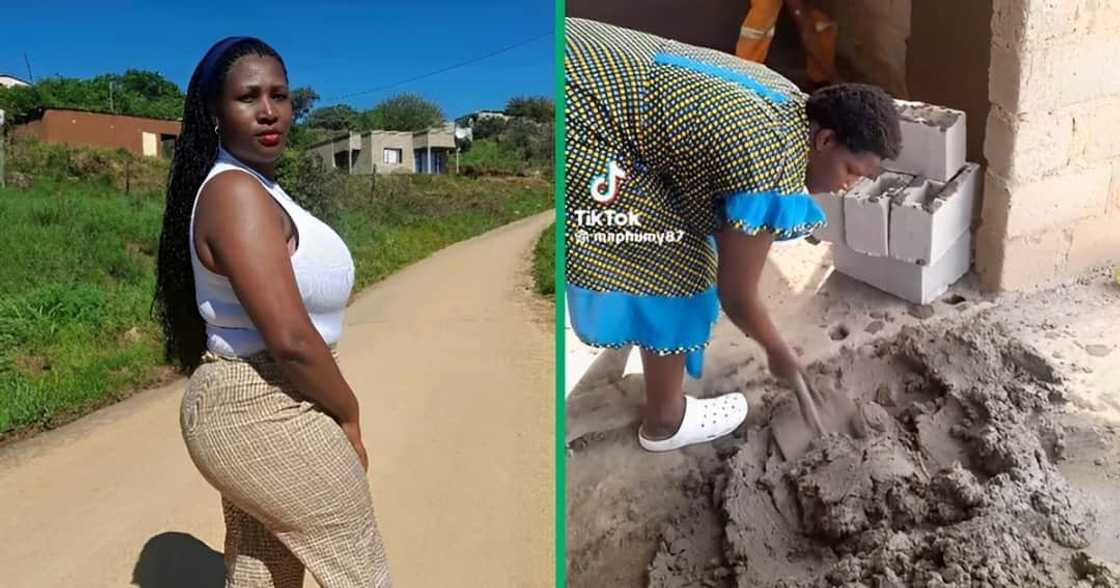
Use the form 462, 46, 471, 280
308, 123, 458, 175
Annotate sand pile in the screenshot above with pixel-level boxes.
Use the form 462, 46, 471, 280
652, 319, 1116, 587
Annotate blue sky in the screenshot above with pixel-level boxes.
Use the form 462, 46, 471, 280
1, 0, 554, 119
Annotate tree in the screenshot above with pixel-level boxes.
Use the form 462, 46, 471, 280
305, 104, 359, 130
0, 85, 44, 123
361, 93, 444, 132
103, 70, 183, 119
0, 69, 185, 122
115, 70, 180, 100
505, 96, 553, 124
502, 118, 552, 163
290, 87, 319, 123
471, 116, 508, 141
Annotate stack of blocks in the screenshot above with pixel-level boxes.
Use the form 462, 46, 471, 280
812, 100, 979, 304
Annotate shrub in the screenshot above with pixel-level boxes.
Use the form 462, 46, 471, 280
533, 223, 556, 296
5, 137, 169, 196
459, 139, 527, 176
276, 149, 340, 225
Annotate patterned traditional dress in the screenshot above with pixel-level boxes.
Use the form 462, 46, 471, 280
565, 18, 825, 378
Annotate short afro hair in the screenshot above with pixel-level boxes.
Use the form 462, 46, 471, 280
806, 83, 902, 160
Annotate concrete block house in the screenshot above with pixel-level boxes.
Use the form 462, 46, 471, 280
308, 123, 457, 175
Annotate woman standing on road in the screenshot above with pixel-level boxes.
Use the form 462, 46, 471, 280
153, 37, 391, 587
565, 18, 901, 452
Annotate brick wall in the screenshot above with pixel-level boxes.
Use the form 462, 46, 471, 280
976, 0, 1120, 290
17, 109, 180, 157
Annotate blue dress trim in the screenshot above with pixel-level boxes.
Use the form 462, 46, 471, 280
723, 190, 826, 241
652, 52, 790, 104
567, 284, 720, 378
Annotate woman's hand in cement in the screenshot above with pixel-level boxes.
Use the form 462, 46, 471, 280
766, 345, 802, 384
768, 347, 827, 435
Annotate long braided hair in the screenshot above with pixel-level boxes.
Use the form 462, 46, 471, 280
152, 37, 288, 373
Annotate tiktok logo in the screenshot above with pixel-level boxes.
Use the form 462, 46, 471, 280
589, 160, 627, 205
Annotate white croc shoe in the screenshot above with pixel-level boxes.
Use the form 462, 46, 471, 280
638, 393, 748, 452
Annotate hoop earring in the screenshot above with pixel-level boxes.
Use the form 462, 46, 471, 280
212, 121, 222, 157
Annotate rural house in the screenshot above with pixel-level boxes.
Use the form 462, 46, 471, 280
16, 108, 181, 158
308, 123, 457, 175
454, 109, 510, 128
0, 74, 31, 88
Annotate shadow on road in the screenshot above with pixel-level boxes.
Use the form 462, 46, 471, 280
132, 532, 223, 587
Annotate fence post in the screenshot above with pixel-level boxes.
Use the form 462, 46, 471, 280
125, 158, 131, 195
0, 109, 6, 189
370, 165, 377, 202
0, 131, 6, 190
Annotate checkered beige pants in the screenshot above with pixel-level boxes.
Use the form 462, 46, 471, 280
181, 349, 392, 587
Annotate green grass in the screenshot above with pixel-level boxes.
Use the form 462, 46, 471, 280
533, 223, 555, 297
459, 138, 531, 176
334, 174, 552, 288
0, 173, 552, 439
0, 180, 168, 437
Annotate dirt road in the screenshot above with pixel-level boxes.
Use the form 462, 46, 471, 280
0, 211, 555, 587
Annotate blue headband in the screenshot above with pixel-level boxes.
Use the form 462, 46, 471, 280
198, 36, 254, 96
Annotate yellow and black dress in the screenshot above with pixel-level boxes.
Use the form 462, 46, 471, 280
565, 18, 825, 378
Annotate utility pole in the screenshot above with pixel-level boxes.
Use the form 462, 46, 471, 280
23, 52, 34, 82
109, 81, 114, 113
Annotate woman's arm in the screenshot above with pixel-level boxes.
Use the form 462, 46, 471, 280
715, 227, 826, 433
713, 228, 800, 380
194, 172, 367, 467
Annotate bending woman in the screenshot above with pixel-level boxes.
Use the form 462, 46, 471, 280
565, 18, 901, 452
153, 37, 391, 587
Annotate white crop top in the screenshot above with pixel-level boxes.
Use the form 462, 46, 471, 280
189, 147, 355, 357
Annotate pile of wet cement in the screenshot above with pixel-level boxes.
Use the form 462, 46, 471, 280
651, 319, 1116, 587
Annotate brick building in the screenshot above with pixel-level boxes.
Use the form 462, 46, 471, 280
16, 108, 181, 158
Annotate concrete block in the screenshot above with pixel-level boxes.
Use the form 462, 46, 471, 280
988, 43, 1025, 115
843, 172, 912, 256
1066, 215, 1120, 274
810, 191, 845, 243
993, 37, 1120, 114
1071, 96, 1120, 164
976, 227, 1069, 292
883, 101, 967, 182
992, 0, 1096, 49
1090, 3, 1120, 36
978, 170, 1012, 242
984, 105, 1074, 185
1053, 37, 1120, 107
832, 231, 972, 305
991, 0, 1029, 49
974, 222, 1007, 291
889, 163, 981, 265
991, 165, 1111, 239
1109, 161, 1120, 216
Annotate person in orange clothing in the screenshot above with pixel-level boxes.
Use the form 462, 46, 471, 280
736, 0, 839, 87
